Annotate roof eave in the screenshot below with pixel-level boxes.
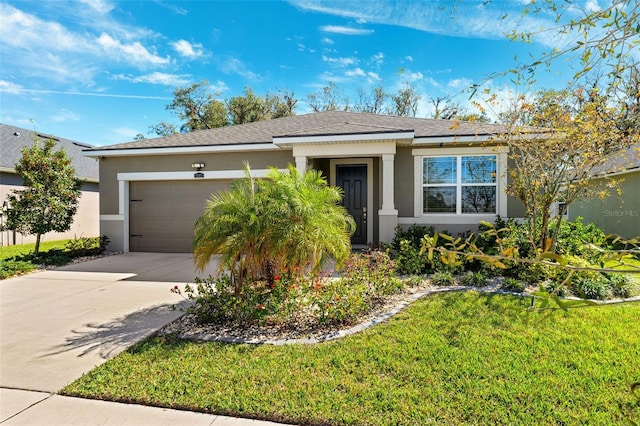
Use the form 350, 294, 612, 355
84, 142, 283, 158
273, 131, 415, 147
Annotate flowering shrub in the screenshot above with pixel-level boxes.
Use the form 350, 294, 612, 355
312, 250, 403, 325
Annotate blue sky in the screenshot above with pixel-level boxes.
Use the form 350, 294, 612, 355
1, 0, 597, 146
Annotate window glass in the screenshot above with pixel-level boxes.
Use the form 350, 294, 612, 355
461, 187, 496, 213
424, 187, 456, 213
461, 156, 496, 184
423, 157, 456, 184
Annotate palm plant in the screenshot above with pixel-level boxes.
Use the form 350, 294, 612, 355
193, 163, 354, 296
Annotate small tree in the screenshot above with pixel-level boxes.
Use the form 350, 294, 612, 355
193, 164, 354, 296
498, 87, 633, 251
4, 136, 82, 255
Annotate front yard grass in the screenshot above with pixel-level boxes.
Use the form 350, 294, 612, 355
62, 291, 640, 425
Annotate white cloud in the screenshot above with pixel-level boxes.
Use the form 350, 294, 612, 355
321, 37, 335, 44
0, 80, 23, 94
370, 52, 384, 66
322, 55, 358, 66
97, 33, 169, 65
407, 71, 424, 82
171, 39, 203, 58
51, 109, 80, 122
208, 80, 229, 93
221, 58, 259, 81
78, 0, 115, 14
585, 0, 601, 12
405, 55, 414, 62
345, 68, 366, 77
293, 0, 580, 50
0, 4, 93, 52
113, 72, 191, 86
367, 72, 381, 81
320, 25, 373, 35
447, 78, 474, 89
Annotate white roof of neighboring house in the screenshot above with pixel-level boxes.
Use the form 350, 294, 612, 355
0, 124, 99, 182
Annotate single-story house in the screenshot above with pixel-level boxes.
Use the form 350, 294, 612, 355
0, 124, 100, 246
566, 142, 640, 239
86, 111, 528, 253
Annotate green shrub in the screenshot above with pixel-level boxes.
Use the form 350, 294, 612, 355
65, 236, 109, 257
406, 275, 424, 287
0, 260, 37, 279
460, 271, 488, 287
395, 239, 429, 275
312, 277, 370, 325
392, 224, 436, 251
175, 273, 306, 326
312, 251, 403, 325
543, 279, 569, 297
551, 217, 608, 263
502, 277, 526, 292
607, 273, 639, 298
574, 275, 611, 300
431, 271, 457, 286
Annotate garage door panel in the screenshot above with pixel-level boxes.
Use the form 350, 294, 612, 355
129, 180, 230, 252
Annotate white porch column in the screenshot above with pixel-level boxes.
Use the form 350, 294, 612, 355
378, 154, 398, 243
295, 156, 307, 174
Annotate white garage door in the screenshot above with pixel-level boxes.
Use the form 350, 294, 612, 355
129, 180, 231, 252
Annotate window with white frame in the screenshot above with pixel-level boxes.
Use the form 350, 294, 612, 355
422, 155, 497, 214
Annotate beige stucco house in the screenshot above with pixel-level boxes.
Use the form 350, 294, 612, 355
86, 111, 529, 253
566, 142, 640, 239
0, 124, 100, 246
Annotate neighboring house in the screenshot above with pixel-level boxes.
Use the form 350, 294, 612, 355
566, 142, 640, 239
0, 124, 100, 246
86, 111, 527, 253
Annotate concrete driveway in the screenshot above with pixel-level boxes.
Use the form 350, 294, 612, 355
0, 252, 220, 393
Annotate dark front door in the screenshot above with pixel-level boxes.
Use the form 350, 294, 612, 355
336, 165, 367, 245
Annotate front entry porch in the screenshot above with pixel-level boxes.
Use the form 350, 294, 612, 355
280, 139, 401, 245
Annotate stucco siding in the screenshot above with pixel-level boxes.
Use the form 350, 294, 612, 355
569, 171, 640, 238
1, 180, 99, 246
98, 149, 295, 215
394, 146, 414, 217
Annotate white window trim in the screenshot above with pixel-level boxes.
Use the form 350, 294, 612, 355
412, 146, 508, 224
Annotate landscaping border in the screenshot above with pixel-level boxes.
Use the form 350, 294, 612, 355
164, 286, 640, 345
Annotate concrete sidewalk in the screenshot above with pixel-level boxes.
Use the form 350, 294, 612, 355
0, 389, 284, 425
0, 253, 288, 426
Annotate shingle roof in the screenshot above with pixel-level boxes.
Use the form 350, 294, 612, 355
591, 142, 640, 176
0, 124, 99, 181
86, 111, 509, 152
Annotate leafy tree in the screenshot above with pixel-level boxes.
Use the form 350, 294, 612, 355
353, 86, 388, 114
166, 80, 229, 132
306, 82, 350, 112
193, 164, 354, 296
133, 133, 146, 141
226, 87, 267, 125
148, 121, 179, 137
497, 87, 633, 251
3, 136, 82, 255
502, 0, 638, 89
390, 83, 420, 117
265, 89, 297, 118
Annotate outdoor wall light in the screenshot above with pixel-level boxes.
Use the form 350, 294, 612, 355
191, 162, 205, 171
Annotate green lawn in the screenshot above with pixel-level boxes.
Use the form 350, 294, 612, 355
62, 291, 640, 425
0, 239, 72, 260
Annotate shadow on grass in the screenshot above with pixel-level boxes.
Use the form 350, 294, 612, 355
41, 300, 191, 360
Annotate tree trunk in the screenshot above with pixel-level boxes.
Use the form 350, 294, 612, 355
34, 233, 42, 257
